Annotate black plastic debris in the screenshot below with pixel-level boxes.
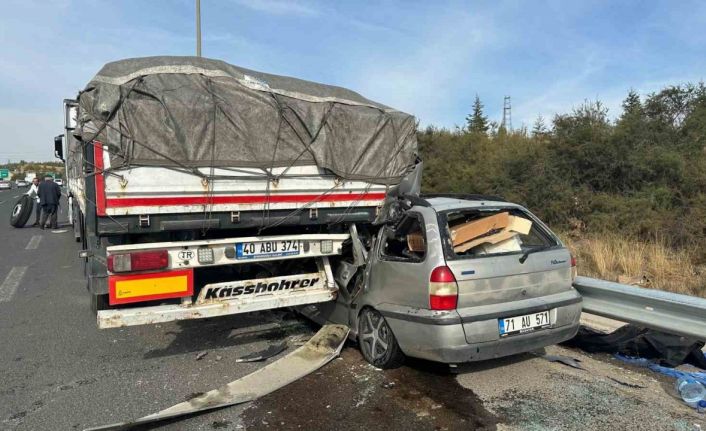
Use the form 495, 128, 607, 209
542, 354, 584, 370
236, 342, 287, 363
608, 377, 646, 389
563, 325, 706, 368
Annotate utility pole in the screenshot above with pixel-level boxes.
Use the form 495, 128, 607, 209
196, 0, 202, 57
501, 96, 512, 132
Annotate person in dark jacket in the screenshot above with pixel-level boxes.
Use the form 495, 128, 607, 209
38, 175, 62, 229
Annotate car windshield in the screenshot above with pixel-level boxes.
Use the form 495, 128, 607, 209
438, 207, 558, 260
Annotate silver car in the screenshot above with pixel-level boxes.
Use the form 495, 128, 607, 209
0, 180, 11, 190
302, 196, 582, 368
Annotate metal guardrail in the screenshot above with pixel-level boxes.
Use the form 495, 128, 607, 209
573, 276, 706, 340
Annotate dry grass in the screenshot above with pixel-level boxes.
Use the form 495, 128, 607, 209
561, 233, 706, 298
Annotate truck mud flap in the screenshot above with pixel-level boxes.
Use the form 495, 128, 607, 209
83, 324, 349, 431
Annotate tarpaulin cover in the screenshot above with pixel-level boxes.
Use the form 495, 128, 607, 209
75, 56, 418, 184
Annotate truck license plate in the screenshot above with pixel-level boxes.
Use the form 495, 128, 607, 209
235, 240, 301, 260
499, 310, 551, 337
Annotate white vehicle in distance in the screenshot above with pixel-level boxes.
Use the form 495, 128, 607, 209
0, 180, 12, 190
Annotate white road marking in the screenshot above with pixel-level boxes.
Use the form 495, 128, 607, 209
0, 266, 28, 303
25, 235, 43, 250
13, 195, 19, 198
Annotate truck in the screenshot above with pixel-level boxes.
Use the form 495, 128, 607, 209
55, 56, 420, 329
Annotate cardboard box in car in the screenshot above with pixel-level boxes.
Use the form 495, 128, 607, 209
454, 214, 532, 253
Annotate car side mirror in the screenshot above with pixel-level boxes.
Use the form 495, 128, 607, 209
54, 135, 64, 162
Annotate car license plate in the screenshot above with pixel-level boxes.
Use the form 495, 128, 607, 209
235, 240, 301, 260
499, 310, 551, 337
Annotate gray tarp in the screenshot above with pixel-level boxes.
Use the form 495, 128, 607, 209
76, 56, 417, 184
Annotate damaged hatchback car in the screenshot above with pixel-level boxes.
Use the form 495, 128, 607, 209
300, 195, 582, 368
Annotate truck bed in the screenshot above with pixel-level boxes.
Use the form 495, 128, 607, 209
89, 144, 387, 233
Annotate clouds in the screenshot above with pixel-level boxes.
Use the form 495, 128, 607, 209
1, 1, 706, 161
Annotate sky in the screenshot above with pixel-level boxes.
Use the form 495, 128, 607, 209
1, 0, 706, 162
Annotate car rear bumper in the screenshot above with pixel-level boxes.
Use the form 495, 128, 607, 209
380, 291, 582, 364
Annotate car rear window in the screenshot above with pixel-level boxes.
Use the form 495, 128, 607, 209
438, 207, 559, 260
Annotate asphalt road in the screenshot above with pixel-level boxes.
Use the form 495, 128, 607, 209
0, 186, 704, 431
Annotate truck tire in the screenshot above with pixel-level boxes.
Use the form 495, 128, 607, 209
358, 308, 405, 369
10, 195, 33, 228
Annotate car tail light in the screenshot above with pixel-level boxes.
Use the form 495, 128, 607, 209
107, 250, 169, 273
570, 254, 577, 281
429, 266, 458, 310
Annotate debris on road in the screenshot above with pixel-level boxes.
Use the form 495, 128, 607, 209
195, 351, 208, 361
565, 324, 706, 368
242, 348, 498, 431
236, 342, 287, 363
83, 324, 348, 431
540, 353, 584, 370
615, 355, 706, 386
607, 377, 646, 389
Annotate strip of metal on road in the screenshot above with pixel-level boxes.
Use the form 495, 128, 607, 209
0, 266, 28, 303
25, 235, 42, 250
83, 324, 349, 431
573, 276, 706, 340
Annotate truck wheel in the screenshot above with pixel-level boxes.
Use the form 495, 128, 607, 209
10, 195, 33, 228
90, 294, 110, 314
358, 308, 405, 369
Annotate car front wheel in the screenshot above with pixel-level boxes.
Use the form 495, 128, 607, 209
358, 308, 405, 369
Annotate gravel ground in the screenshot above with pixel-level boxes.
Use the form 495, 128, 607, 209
455, 344, 705, 431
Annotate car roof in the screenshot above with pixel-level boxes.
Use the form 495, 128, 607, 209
424, 197, 523, 212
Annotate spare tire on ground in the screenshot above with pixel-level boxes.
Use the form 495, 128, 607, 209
10, 195, 33, 228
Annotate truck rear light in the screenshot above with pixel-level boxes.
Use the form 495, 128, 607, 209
107, 250, 169, 273
197, 247, 214, 264
320, 240, 333, 254
429, 266, 458, 310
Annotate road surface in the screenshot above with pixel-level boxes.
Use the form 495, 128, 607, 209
0, 187, 703, 430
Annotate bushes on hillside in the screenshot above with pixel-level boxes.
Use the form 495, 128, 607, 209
418, 84, 706, 261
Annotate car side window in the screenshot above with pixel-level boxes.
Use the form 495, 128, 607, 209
380, 214, 426, 262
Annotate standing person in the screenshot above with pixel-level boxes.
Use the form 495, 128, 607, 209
38, 175, 62, 230
25, 177, 42, 226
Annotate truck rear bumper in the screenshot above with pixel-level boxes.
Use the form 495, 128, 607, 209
98, 286, 337, 329
98, 255, 338, 329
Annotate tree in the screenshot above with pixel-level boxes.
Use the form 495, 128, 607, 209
466, 95, 489, 134
621, 89, 643, 120
532, 114, 549, 137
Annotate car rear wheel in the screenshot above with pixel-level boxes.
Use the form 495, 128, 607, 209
358, 308, 405, 369
10, 195, 33, 228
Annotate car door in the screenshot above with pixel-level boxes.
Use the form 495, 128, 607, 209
364, 209, 444, 310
